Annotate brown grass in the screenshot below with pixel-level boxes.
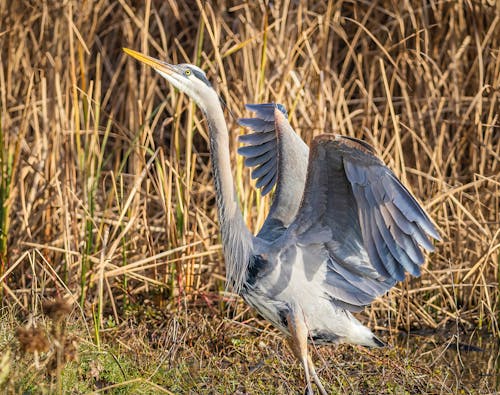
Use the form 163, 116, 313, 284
0, 0, 499, 393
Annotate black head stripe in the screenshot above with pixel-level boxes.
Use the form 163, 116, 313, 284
191, 68, 212, 87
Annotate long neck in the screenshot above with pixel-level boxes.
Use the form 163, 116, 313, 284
202, 97, 253, 294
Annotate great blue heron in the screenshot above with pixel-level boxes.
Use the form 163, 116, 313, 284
123, 48, 440, 394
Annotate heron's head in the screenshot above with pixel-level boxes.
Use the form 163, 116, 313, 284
123, 48, 215, 111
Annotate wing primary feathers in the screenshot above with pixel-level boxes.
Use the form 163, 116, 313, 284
256, 165, 276, 189
351, 183, 392, 279
352, 172, 419, 277
379, 204, 425, 263
244, 150, 275, 167
345, 157, 438, 259
238, 104, 288, 196
245, 103, 287, 120
261, 173, 277, 196
382, 175, 441, 241
386, 199, 435, 252
238, 118, 276, 132
364, 186, 421, 275
373, 203, 421, 276
371, 180, 427, 259
365, 200, 406, 281
237, 139, 277, 158
250, 158, 276, 180
238, 131, 276, 144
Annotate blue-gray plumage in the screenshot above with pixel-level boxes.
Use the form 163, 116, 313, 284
123, 48, 441, 395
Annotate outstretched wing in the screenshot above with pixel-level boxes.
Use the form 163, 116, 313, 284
238, 104, 286, 195
286, 134, 440, 310
238, 104, 309, 240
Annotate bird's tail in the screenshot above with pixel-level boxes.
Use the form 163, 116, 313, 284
346, 320, 386, 348
370, 335, 386, 348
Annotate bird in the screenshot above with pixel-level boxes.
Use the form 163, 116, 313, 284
123, 48, 441, 394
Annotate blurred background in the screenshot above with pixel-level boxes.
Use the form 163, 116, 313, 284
0, 0, 499, 393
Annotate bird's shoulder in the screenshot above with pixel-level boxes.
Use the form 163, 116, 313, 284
310, 134, 382, 166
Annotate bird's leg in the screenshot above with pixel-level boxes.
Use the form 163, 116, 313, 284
286, 310, 313, 395
307, 354, 327, 395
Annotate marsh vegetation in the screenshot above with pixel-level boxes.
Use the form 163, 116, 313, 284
0, 0, 499, 393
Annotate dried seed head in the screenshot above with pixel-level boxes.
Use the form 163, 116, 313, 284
15, 327, 49, 354
62, 336, 79, 363
46, 335, 79, 375
42, 297, 72, 322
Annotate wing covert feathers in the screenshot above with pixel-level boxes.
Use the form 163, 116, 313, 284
290, 134, 440, 308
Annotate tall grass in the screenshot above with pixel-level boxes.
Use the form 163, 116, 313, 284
0, 0, 499, 373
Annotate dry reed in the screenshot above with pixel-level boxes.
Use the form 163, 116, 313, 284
0, 0, 499, 393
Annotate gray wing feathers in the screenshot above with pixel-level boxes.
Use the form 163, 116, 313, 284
381, 175, 440, 241
238, 105, 283, 195
238, 104, 309, 240
245, 103, 284, 121
243, 149, 275, 167
325, 259, 395, 311
238, 139, 277, 158
270, 108, 309, 227
343, 155, 440, 282
290, 135, 440, 310
239, 106, 441, 310
250, 158, 275, 180
238, 118, 276, 133
238, 131, 276, 144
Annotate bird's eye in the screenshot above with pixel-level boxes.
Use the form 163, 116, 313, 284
184, 69, 192, 76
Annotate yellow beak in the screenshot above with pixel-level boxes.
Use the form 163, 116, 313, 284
122, 48, 175, 75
